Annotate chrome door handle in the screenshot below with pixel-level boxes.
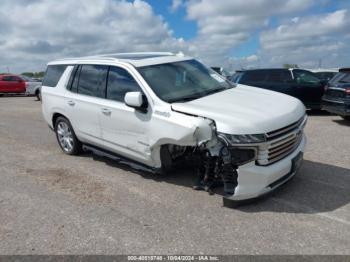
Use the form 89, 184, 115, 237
67, 100, 75, 106
101, 108, 111, 116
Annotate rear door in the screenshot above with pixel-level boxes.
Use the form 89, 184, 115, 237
265, 69, 296, 96
292, 69, 324, 108
65, 64, 108, 148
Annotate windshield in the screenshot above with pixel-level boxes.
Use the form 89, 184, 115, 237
329, 72, 350, 84
293, 69, 321, 86
137, 59, 233, 103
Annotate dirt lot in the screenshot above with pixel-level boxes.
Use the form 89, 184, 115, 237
0, 97, 349, 254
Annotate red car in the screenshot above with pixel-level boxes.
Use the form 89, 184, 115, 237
0, 74, 26, 94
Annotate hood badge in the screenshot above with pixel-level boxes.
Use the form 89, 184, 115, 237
154, 110, 171, 118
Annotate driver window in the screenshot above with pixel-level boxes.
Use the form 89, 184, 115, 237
106, 66, 142, 102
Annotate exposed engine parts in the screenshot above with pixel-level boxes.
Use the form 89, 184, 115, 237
162, 138, 238, 199
192, 145, 238, 197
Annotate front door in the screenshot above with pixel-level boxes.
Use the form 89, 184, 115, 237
99, 66, 152, 164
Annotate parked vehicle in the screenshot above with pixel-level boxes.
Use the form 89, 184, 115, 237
211, 67, 231, 80
42, 53, 306, 204
20, 75, 42, 100
231, 70, 244, 83
232, 68, 326, 109
0, 74, 26, 94
322, 68, 350, 121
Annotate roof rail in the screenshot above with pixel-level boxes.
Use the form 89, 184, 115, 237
54, 56, 117, 62
96, 52, 175, 57
53, 51, 184, 62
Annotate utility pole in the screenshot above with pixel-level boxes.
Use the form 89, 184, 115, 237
6, 66, 10, 73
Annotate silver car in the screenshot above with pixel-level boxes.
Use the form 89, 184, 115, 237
21, 75, 42, 100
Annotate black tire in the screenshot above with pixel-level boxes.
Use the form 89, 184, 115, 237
341, 116, 350, 121
54, 117, 82, 155
35, 89, 41, 101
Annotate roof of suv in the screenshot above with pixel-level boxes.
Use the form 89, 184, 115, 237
236, 68, 296, 72
49, 52, 192, 67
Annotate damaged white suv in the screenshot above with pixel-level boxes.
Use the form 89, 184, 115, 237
42, 52, 306, 205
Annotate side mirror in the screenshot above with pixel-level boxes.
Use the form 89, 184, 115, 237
124, 92, 148, 112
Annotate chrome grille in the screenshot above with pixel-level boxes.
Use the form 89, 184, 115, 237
257, 116, 306, 166
266, 116, 305, 141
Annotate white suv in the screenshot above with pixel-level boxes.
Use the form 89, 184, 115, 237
42, 52, 306, 205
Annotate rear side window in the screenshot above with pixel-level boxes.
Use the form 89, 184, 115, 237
43, 65, 68, 87
240, 71, 268, 82
106, 66, 141, 102
77, 65, 108, 98
2, 76, 21, 82
267, 70, 293, 83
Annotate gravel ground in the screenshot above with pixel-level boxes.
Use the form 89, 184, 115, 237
0, 97, 349, 255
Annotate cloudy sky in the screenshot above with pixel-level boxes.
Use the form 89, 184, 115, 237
1, 0, 350, 73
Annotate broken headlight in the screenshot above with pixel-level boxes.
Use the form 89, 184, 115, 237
229, 148, 257, 166
218, 133, 266, 144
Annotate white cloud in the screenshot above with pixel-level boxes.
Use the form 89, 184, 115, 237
246, 54, 259, 62
0, 0, 186, 73
291, 17, 300, 23
1, 0, 349, 73
183, 0, 316, 66
170, 0, 183, 13
258, 10, 350, 68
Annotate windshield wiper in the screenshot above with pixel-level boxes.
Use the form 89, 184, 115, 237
169, 86, 232, 103
200, 87, 230, 97
168, 94, 203, 103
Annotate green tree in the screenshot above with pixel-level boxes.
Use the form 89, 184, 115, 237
283, 63, 299, 69
21, 71, 45, 78
21, 72, 34, 77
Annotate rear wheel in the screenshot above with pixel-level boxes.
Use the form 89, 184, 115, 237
341, 116, 350, 121
54, 117, 82, 155
35, 89, 41, 101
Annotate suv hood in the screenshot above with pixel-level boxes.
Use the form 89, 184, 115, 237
171, 84, 305, 134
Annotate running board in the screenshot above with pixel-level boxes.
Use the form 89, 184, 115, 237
82, 144, 159, 174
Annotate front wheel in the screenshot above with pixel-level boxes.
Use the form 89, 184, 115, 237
341, 116, 350, 121
55, 117, 82, 155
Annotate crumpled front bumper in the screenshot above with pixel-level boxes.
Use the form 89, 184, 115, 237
224, 134, 306, 205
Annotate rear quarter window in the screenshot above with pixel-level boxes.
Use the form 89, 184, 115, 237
42, 65, 68, 87
267, 70, 293, 83
240, 71, 269, 82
